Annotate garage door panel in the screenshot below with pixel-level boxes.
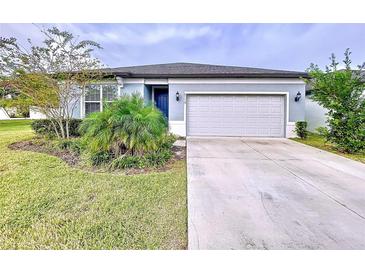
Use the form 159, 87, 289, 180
187, 94, 285, 137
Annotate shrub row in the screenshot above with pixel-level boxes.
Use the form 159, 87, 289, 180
50, 133, 176, 169
85, 134, 176, 169
31, 119, 82, 138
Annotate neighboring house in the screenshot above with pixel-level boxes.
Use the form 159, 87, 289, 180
68, 62, 308, 138
0, 107, 10, 119
0, 93, 30, 120
29, 106, 47, 119
0, 93, 12, 119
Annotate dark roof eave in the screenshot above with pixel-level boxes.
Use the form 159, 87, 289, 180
113, 72, 309, 79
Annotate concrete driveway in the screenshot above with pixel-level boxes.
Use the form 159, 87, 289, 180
187, 137, 365, 249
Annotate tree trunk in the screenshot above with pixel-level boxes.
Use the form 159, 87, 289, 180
57, 119, 65, 139
49, 119, 60, 139
65, 119, 70, 139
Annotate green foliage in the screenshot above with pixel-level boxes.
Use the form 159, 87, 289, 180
295, 121, 308, 139
144, 149, 173, 167
0, 27, 105, 139
79, 94, 167, 156
316, 127, 329, 139
0, 72, 59, 109
56, 138, 84, 154
156, 134, 177, 150
111, 155, 145, 169
110, 149, 173, 170
89, 151, 113, 166
307, 49, 365, 153
31, 119, 82, 138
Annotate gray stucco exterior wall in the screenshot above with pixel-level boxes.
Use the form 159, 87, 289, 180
144, 85, 152, 105
120, 83, 144, 96
168, 83, 306, 122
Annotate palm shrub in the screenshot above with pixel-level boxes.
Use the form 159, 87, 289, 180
79, 94, 167, 159
110, 94, 167, 155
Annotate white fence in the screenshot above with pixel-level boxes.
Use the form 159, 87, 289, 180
305, 97, 328, 132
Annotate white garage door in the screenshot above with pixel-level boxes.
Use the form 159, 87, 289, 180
187, 94, 285, 137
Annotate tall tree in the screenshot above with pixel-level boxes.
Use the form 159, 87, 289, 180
307, 49, 365, 153
0, 27, 105, 138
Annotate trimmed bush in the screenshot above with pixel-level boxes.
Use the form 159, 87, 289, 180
295, 121, 308, 139
31, 119, 82, 138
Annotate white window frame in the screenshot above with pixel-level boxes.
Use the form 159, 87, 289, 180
83, 83, 119, 117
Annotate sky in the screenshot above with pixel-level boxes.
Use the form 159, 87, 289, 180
1, 23, 365, 71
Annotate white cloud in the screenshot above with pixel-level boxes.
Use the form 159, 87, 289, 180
143, 25, 220, 44
62, 24, 222, 46
2, 24, 365, 70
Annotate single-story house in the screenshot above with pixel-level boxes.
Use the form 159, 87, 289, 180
47, 62, 310, 138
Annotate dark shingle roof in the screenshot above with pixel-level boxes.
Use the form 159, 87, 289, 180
104, 62, 308, 79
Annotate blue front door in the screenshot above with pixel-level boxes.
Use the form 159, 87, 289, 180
154, 88, 169, 119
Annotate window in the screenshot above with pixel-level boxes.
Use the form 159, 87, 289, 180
102, 84, 118, 101
84, 84, 118, 116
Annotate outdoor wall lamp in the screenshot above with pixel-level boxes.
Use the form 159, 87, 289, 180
176, 91, 180, 101
294, 91, 302, 102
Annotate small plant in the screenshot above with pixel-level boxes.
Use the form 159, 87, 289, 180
56, 138, 84, 154
156, 134, 177, 150
144, 150, 172, 167
111, 155, 145, 169
295, 121, 308, 139
89, 151, 113, 166
316, 127, 329, 139
110, 149, 173, 170
57, 139, 74, 150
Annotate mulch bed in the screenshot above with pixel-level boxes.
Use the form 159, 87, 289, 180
8, 139, 186, 175
8, 139, 80, 166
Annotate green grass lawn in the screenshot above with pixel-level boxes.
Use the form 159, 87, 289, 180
0, 120, 187, 249
291, 132, 365, 164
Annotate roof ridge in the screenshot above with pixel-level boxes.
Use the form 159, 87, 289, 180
111, 62, 304, 73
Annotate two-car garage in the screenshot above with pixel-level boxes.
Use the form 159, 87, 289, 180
186, 94, 286, 137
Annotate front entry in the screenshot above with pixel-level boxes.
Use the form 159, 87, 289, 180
154, 88, 169, 119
